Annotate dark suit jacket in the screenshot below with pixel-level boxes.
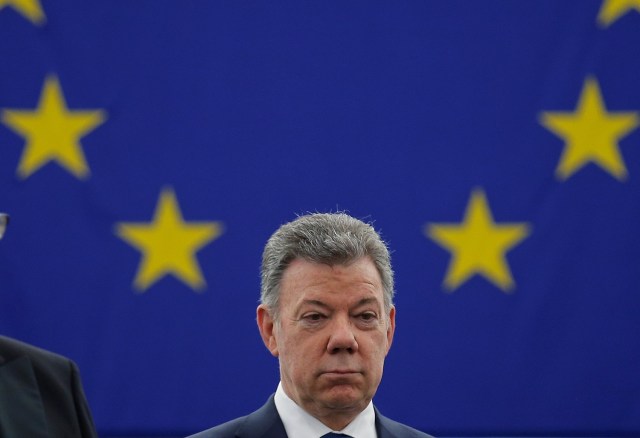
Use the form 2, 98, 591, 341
188, 395, 433, 438
0, 335, 98, 438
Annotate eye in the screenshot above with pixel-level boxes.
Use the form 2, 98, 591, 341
357, 311, 378, 324
300, 312, 327, 324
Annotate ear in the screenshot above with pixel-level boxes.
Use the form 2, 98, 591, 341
385, 306, 396, 354
257, 304, 279, 357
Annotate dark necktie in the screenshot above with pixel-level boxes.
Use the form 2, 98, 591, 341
321, 433, 352, 438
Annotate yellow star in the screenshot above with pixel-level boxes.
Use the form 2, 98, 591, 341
1, 75, 107, 180
540, 77, 639, 181
0, 0, 45, 25
425, 189, 531, 293
597, 0, 640, 27
115, 188, 224, 292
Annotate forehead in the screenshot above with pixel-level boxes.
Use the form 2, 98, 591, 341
279, 257, 384, 307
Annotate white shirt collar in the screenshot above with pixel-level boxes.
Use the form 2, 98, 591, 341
274, 382, 377, 438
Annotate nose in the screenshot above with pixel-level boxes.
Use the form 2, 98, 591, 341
326, 315, 358, 354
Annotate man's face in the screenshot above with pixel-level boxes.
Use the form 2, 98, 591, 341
257, 257, 395, 425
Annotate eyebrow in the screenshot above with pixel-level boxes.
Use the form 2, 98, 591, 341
299, 297, 380, 310
354, 297, 379, 307
299, 299, 331, 310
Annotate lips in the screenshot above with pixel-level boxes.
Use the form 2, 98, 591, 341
321, 369, 361, 376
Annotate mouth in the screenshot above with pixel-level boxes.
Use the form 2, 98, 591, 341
321, 369, 361, 376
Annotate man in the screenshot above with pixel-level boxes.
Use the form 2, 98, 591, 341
0, 213, 98, 438
190, 212, 432, 437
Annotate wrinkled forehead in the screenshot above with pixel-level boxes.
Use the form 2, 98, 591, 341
280, 257, 384, 305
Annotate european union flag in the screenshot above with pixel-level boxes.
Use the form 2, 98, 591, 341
1, 1, 639, 436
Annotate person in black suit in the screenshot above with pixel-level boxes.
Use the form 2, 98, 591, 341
0, 335, 98, 437
0, 213, 98, 438
189, 212, 432, 438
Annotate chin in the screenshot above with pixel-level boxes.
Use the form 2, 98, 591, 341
323, 387, 367, 410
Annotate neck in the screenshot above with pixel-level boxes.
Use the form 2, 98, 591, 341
282, 384, 368, 431
313, 409, 359, 431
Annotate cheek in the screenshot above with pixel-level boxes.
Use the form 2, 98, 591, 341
363, 333, 391, 362
279, 334, 317, 368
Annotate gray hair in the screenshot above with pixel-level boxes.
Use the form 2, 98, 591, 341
260, 212, 394, 319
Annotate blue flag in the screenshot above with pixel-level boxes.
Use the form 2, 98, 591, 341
1, 1, 639, 436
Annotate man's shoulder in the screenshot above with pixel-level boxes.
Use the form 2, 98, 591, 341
187, 395, 287, 438
0, 335, 68, 362
187, 415, 248, 438
0, 335, 71, 370
376, 408, 435, 438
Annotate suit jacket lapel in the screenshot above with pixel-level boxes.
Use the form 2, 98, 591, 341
375, 409, 392, 438
0, 356, 50, 438
236, 395, 288, 438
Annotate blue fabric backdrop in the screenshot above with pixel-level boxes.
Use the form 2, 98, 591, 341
1, 1, 639, 436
